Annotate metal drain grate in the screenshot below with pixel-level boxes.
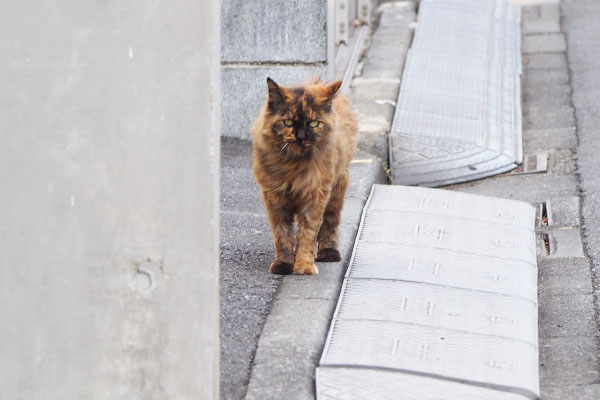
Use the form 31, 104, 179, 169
510, 152, 548, 175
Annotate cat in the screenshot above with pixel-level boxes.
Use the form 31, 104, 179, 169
251, 77, 357, 275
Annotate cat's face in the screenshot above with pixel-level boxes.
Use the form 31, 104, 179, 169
265, 77, 342, 157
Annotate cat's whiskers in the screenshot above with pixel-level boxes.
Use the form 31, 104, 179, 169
280, 142, 292, 157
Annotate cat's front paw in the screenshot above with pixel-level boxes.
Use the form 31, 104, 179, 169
293, 261, 319, 275
316, 248, 341, 262
269, 260, 294, 275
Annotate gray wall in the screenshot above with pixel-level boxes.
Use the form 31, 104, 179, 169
0, 1, 220, 399
221, 0, 330, 140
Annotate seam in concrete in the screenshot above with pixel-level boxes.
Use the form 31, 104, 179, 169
221, 61, 327, 68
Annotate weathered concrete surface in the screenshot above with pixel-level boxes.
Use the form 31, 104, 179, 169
350, 1, 416, 162
0, 1, 220, 399
221, 0, 327, 63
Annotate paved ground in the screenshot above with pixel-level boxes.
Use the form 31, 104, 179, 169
560, 0, 600, 395
220, 1, 600, 399
220, 138, 282, 400
219, 4, 413, 399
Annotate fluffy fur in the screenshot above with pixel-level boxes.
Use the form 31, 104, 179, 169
252, 77, 357, 275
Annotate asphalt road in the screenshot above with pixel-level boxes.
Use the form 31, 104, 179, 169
219, 137, 282, 400
562, 0, 600, 296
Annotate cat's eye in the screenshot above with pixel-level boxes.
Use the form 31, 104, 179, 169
309, 120, 319, 128
283, 119, 294, 127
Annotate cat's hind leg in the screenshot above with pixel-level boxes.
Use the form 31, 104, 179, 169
262, 191, 295, 275
316, 171, 349, 262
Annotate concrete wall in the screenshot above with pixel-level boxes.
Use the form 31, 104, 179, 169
0, 1, 220, 399
221, 0, 330, 140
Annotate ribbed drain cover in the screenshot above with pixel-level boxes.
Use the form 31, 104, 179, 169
389, 0, 522, 186
317, 185, 539, 400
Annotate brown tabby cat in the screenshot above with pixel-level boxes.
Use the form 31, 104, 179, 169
252, 77, 357, 275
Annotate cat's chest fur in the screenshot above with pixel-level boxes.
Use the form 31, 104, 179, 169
257, 145, 337, 198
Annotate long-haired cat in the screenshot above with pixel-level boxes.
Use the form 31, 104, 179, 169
252, 77, 357, 275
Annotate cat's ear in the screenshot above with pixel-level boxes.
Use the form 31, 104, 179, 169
325, 80, 343, 100
266, 77, 286, 107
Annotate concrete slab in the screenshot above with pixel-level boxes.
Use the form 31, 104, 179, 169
539, 336, 600, 386
346, 152, 388, 199
542, 384, 600, 400
221, 0, 327, 63
318, 184, 539, 399
538, 293, 597, 338
360, 3, 414, 81
537, 257, 594, 296
523, 52, 568, 70
522, 106, 575, 130
543, 228, 585, 258
522, 68, 570, 85
447, 174, 578, 204
349, 79, 399, 129
522, 87, 573, 108
522, 33, 567, 53
547, 149, 576, 175
349, 3, 416, 162
523, 82, 571, 102
546, 196, 580, 228
523, 127, 578, 152
521, 3, 561, 34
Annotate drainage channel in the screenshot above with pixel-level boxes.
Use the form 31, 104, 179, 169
316, 184, 539, 399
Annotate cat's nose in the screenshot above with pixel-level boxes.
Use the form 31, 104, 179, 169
296, 128, 306, 141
